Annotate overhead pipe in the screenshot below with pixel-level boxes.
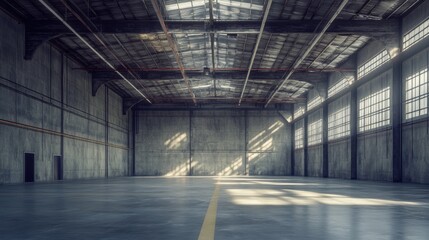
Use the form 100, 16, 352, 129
238, 0, 273, 106
149, 0, 197, 105
59, 0, 153, 99
264, 0, 350, 107
37, 0, 151, 103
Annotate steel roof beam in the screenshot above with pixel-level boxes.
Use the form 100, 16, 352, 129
24, 18, 399, 60
26, 19, 399, 35
92, 70, 328, 83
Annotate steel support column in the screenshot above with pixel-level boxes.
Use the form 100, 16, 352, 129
392, 57, 403, 182
304, 115, 309, 177
291, 122, 295, 176
350, 81, 358, 180
322, 102, 329, 178
105, 87, 109, 178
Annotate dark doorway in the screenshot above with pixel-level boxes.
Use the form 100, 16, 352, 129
53, 156, 63, 180
24, 153, 35, 182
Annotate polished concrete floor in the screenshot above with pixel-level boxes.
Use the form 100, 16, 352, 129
1, 176, 429, 240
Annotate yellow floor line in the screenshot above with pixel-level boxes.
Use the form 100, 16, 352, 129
198, 183, 221, 240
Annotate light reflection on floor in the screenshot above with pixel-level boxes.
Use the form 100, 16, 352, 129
214, 176, 429, 240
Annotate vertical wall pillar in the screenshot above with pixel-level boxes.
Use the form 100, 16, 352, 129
189, 110, 193, 176
60, 54, 65, 175
392, 57, 403, 182
131, 110, 139, 176
392, 21, 403, 182
291, 122, 295, 176
244, 110, 248, 175
131, 110, 136, 176
303, 116, 308, 177
350, 84, 358, 180
105, 88, 109, 178
322, 103, 329, 178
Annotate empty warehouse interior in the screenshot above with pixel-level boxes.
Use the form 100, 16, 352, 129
1, 0, 429, 239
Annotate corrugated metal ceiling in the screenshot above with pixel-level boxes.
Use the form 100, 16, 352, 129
1, 0, 422, 105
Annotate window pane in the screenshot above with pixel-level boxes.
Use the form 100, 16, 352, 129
403, 18, 429, 50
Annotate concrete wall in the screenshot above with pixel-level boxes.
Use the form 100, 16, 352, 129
307, 145, 323, 177
402, 0, 429, 34
290, 1, 429, 184
327, 94, 351, 179
356, 70, 393, 181
402, 122, 429, 183
134, 109, 291, 176
307, 109, 323, 177
192, 110, 245, 175
357, 131, 393, 181
401, 47, 429, 184
247, 110, 290, 175
294, 149, 305, 176
293, 119, 305, 176
0, 11, 129, 183
328, 140, 351, 178
134, 111, 190, 176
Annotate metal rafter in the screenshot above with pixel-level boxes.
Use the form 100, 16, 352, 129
60, 0, 153, 100
149, 0, 197, 104
264, 0, 350, 107
238, 0, 273, 106
37, 0, 151, 103
209, 0, 216, 97
26, 19, 400, 35
92, 70, 329, 84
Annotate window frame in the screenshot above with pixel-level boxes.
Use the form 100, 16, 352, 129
357, 50, 391, 80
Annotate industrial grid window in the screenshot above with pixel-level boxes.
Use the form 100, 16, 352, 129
294, 105, 306, 119
404, 68, 428, 120
403, 18, 429, 50
328, 95, 350, 140
357, 50, 391, 80
307, 95, 323, 111
308, 111, 323, 146
294, 121, 304, 150
328, 76, 354, 98
358, 74, 391, 132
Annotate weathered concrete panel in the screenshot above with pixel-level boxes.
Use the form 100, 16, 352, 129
108, 90, 128, 128
357, 130, 393, 181
402, 121, 429, 184
0, 86, 16, 121
192, 152, 244, 175
247, 152, 286, 175
191, 110, 245, 175
135, 111, 190, 175
294, 149, 305, 176
138, 152, 190, 176
307, 145, 323, 177
247, 110, 290, 175
16, 94, 43, 128
108, 147, 128, 177
65, 60, 90, 113
0, 125, 21, 182
328, 140, 351, 179
63, 139, 105, 179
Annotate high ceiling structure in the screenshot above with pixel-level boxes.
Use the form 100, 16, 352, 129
0, 0, 421, 107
